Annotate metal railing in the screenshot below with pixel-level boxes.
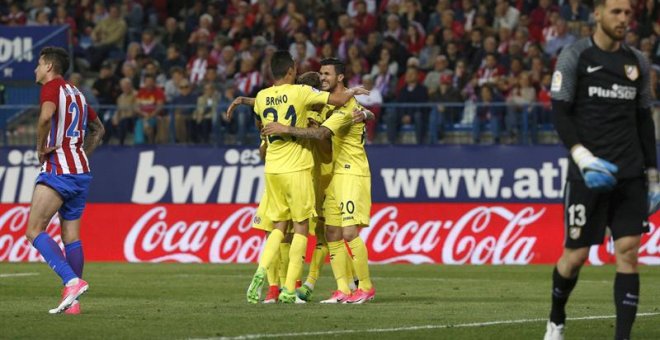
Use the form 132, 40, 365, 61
2, 101, 659, 147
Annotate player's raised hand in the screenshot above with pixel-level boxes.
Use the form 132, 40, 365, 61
349, 86, 369, 96
261, 122, 288, 135
225, 98, 241, 120
38, 145, 60, 164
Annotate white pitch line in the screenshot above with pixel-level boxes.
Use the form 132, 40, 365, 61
194, 312, 660, 340
0, 273, 39, 278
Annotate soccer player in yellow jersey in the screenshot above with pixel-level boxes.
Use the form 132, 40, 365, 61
246, 51, 368, 304
263, 58, 375, 304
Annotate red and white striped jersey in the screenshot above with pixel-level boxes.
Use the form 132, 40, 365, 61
40, 77, 98, 175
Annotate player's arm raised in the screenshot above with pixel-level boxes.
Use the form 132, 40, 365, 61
262, 122, 332, 140
36, 101, 58, 164
225, 96, 255, 120
327, 86, 369, 107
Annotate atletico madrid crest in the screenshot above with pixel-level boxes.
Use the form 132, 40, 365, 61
624, 65, 639, 81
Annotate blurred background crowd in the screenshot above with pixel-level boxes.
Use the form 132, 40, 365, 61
1, 0, 659, 145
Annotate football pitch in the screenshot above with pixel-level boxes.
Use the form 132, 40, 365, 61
1, 263, 659, 339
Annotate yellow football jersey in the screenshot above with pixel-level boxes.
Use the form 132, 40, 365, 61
321, 97, 370, 176
254, 84, 330, 174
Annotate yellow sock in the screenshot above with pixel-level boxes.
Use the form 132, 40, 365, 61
258, 229, 284, 270
266, 249, 280, 286
348, 237, 372, 291
306, 241, 328, 287
345, 245, 357, 283
328, 240, 351, 294
285, 234, 307, 292
278, 242, 290, 286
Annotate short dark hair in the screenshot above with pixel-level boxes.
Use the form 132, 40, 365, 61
270, 50, 294, 79
297, 71, 321, 88
39, 46, 69, 75
320, 57, 345, 76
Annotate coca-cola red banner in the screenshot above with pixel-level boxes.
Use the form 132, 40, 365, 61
2, 203, 658, 265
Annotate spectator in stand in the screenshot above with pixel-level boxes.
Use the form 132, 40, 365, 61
430, 73, 463, 143
464, 28, 484, 72
578, 22, 593, 39
400, 0, 424, 30
396, 57, 426, 96
493, 0, 520, 30
476, 53, 505, 87
164, 66, 186, 103
458, 0, 477, 33
386, 67, 429, 144
121, 62, 140, 90
352, 0, 377, 40
136, 74, 166, 144
220, 83, 253, 145
541, 11, 561, 45
201, 68, 223, 94
216, 45, 238, 82
189, 13, 216, 46
348, 0, 376, 17
439, 10, 465, 41
106, 78, 138, 145
92, 2, 108, 23
27, 0, 51, 24
311, 17, 333, 47
506, 71, 537, 144
560, 0, 590, 23
424, 55, 453, 95
140, 29, 166, 65
88, 4, 127, 70
234, 58, 262, 97
355, 74, 383, 144
2, 3, 26, 26
418, 33, 441, 71
161, 45, 187, 76
544, 18, 576, 57
31, 9, 50, 26
171, 80, 198, 144
289, 32, 317, 62
193, 83, 220, 144
383, 14, 405, 41
162, 17, 187, 52
67, 73, 98, 110
405, 24, 426, 56
529, 0, 557, 43
473, 85, 504, 144
121, 0, 143, 43
140, 61, 166, 89
188, 44, 215, 85
347, 59, 366, 89
93, 61, 120, 114
427, 0, 447, 34
536, 72, 553, 127
373, 58, 396, 101
338, 27, 364, 62
53, 6, 76, 39
453, 59, 472, 93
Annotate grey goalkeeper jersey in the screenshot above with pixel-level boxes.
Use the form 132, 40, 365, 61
551, 37, 654, 179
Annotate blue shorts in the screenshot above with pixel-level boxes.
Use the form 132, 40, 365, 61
36, 172, 92, 220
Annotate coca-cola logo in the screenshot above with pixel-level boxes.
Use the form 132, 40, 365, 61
123, 206, 265, 263
0, 206, 61, 262
589, 224, 660, 265
363, 206, 543, 265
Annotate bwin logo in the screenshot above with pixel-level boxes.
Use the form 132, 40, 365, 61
588, 84, 636, 100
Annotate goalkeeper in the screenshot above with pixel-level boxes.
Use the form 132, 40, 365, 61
543, 9, 658, 340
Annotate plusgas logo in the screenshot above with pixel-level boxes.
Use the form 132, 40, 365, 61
588, 84, 636, 100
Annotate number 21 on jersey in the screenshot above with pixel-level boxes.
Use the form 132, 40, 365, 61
262, 105, 297, 143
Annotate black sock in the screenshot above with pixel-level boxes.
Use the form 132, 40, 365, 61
614, 272, 639, 340
550, 267, 578, 325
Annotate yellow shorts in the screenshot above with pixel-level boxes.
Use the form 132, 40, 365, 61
323, 173, 371, 227
252, 190, 273, 232
265, 170, 316, 223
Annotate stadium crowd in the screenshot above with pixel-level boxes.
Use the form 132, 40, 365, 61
1, 0, 659, 145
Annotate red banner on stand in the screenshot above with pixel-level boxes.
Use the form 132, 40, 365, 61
1, 204, 658, 265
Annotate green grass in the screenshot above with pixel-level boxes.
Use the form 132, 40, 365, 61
1, 263, 659, 339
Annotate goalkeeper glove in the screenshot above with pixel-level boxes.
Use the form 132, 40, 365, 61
647, 168, 660, 216
572, 146, 618, 191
